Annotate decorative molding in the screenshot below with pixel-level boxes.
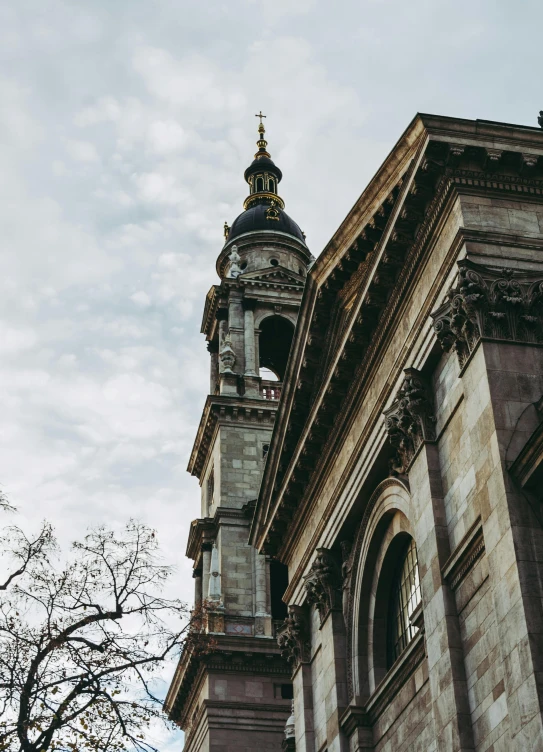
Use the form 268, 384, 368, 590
188, 396, 277, 479
167, 639, 290, 729
345, 478, 410, 700
277, 606, 311, 670
262, 156, 543, 558
384, 368, 436, 474
339, 704, 371, 737
365, 630, 426, 723
509, 416, 543, 489
303, 547, 342, 624
341, 631, 426, 735
432, 260, 543, 368
442, 517, 486, 591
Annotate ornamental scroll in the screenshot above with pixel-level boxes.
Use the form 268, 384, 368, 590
277, 605, 310, 670
431, 260, 543, 368
303, 547, 342, 625
384, 368, 436, 474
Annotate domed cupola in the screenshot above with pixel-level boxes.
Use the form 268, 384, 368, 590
224, 113, 306, 246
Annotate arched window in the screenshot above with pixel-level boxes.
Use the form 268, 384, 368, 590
259, 315, 295, 382
268, 178, 275, 193
256, 176, 264, 192
387, 538, 421, 665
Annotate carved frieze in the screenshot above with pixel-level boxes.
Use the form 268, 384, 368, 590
303, 547, 342, 623
277, 605, 310, 669
432, 260, 543, 369
384, 368, 436, 474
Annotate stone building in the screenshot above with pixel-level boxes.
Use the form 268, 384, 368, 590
167, 113, 543, 752
165, 117, 311, 750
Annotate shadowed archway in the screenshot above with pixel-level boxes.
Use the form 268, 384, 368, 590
259, 316, 295, 381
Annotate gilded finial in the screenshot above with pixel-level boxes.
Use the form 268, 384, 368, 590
223, 221, 230, 239
254, 111, 269, 155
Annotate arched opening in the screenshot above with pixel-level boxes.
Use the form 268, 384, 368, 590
268, 178, 275, 193
255, 176, 264, 192
259, 316, 294, 382
270, 560, 288, 620
387, 538, 421, 666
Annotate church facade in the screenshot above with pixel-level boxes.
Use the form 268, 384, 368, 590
166, 113, 543, 752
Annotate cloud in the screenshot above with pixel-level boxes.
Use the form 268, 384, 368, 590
2, 1, 543, 748
130, 290, 152, 307
66, 139, 99, 162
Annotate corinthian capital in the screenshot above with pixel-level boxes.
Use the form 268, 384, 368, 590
277, 606, 310, 670
431, 260, 543, 368
303, 548, 342, 624
384, 368, 436, 474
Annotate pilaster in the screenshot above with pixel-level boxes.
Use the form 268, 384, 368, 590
433, 261, 543, 749
385, 369, 475, 751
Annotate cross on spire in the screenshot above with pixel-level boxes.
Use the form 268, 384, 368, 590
255, 111, 266, 125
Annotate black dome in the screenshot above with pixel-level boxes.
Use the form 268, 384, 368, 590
227, 204, 305, 244
244, 156, 283, 182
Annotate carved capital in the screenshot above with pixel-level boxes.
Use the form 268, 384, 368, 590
304, 548, 342, 624
432, 260, 543, 368
277, 605, 310, 669
384, 368, 436, 474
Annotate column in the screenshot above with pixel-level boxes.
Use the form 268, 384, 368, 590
193, 568, 202, 608
243, 299, 260, 397
255, 551, 271, 637
243, 300, 257, 375
201, 544, 212, 602
207, 341, 219, 395
410, 443, 475, 752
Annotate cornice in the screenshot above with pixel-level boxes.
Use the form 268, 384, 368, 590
186, 507, 252, 563
166, 637, 290, 729
218, 230, 311, 277
188, 395, 277, 479
255, 147, 543, 560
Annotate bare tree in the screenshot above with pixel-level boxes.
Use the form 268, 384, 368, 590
0, 519, 192, 752
0, 493, 54, 593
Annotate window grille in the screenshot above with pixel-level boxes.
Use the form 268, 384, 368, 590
388, 538, 421, 665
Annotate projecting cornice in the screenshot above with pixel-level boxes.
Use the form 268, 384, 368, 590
250, 113, 543, 559
188, 395, 277, 479
186, 507, 254, 564
200, 271, 304, 341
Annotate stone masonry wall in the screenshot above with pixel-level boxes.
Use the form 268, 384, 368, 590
219, 424, 271, 508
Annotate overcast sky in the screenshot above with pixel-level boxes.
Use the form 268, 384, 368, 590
1, 0, 542, 747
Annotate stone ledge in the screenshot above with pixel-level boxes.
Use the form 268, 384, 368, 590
442, 516, 485, 591
366, 630, 426, 723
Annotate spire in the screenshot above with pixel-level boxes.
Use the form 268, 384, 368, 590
243, 113, 284, 211
254, 111, 270, 159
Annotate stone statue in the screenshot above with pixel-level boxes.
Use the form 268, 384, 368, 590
208, 543, 221, 602
284, 701, 295, 739
228, 245, 242, 278
219, 334, 236, 373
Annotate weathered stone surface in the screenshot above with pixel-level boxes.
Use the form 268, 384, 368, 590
170, 114, 543, 751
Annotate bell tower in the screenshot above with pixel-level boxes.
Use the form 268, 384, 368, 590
165, 118, 312, 750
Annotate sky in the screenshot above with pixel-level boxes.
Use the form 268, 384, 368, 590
0, 0, 542, 747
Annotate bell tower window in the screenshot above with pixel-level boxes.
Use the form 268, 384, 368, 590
268, 178, 275, 193
256, 176, 264, 192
